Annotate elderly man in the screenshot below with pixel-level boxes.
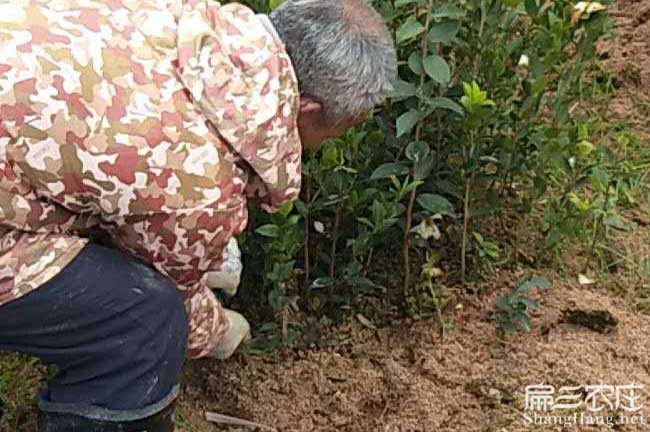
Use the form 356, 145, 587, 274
0, 0, 396, 430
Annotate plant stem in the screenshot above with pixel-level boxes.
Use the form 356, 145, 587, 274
478, 0, 480, 39
428, 281, 446, 342
281, 305, 289, 345
330, 206, 342, 279
364, 247, 374, 277
403, 0, 433, 297
461, 174, 473, 284
304, 178, 311, 291
403, 183, 417, 296
584, 181, 612, 273
461, 127, 477, 284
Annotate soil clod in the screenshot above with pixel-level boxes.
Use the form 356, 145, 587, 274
561, 309, 619, 333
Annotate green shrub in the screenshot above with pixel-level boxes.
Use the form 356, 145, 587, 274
230, 0, 637, 344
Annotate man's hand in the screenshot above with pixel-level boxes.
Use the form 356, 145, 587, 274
206, 238, 242, 297
211, 309, 251, 359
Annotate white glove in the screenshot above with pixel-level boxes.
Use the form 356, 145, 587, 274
212, 309, 251, 359
206, 238, 242, 297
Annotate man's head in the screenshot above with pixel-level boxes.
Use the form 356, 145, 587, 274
270, 0, 397, 151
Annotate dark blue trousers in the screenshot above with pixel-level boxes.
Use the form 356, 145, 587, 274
0, 243, 188, 419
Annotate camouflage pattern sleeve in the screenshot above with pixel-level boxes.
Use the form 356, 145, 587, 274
177, 0, 303, 212
107, 200, 248, 359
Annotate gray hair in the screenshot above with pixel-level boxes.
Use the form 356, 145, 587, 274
270, 0, 397, 123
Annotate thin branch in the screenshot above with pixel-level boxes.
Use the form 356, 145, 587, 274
205, 411, 277, 431
584, 181, 612, 273
403, 0, 433, 297
330, 206, 342, 279
364, 247, 375, 277
304, 177, 311, 291
461, 175, 473, 284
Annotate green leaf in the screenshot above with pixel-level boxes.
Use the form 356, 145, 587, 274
460, 81, 495, 113
502, 320, 517, 334
320, 144, 339, 169
277, 201, 293, 218
591, 167, 609, 192
428, 21, 460, 44
311, 277, 336, 289
433, 3, 465, 19
268, 0, 283, 10
402, 179, 424, 197
348, 276, 383, 290
518, 297, 540, 311
531, 75, 548, 95
516, 275, 551, 293
567, 193, 590, 211
577, 140, 594, 156
267, 288, 284, 311
496, 295, 512, 312
396, 109, 422, 137
513, 313, 532, 332
437, 180, 463, 199
480, 156, 499, 163
408, 52, 423, 75
395, 0, 420, 6
423, 55, 451, 85
481, 241, 500, 259
357, 217, 374, 228
389, 79, 417, 100
422, 96, 464, 115
414, 153, 434, 180
406, 141, 430, 162
370, 163, 409, 180
294, 200, 308, 217
256, 224, 281, 238
397, 19, 425, 44
525, 0, 540, 15
366, 130, 385, 146
605, 214, 628, 231
417, 193, 454, 215
547, 228, 561, 246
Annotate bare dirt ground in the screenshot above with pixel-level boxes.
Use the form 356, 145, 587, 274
179, 278, 650, 432
176, 2, 650, 431
601, 0, 650, 133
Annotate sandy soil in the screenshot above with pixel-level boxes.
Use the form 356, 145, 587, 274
601, 0, 650, 133
178, 273, 650, 432
176, 2, 650, 431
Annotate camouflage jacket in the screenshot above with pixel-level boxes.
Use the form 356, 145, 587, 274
0, 0, 302, 358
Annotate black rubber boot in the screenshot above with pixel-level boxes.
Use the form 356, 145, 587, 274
38, 400, 176, 432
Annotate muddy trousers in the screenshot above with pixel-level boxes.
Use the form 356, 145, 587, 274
0, 243, 189, 430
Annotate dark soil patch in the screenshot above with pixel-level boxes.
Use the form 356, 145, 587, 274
561, 309, 619, 334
